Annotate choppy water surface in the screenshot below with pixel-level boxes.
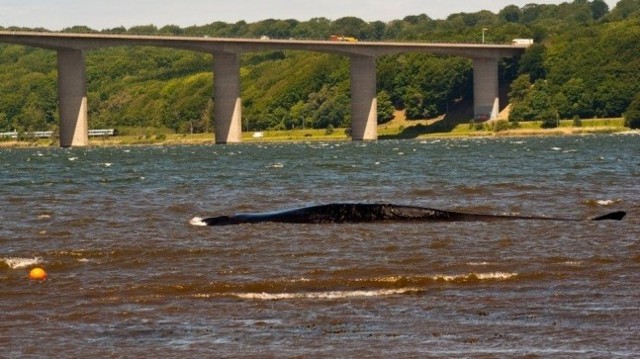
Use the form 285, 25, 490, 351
2, 134, 639, 357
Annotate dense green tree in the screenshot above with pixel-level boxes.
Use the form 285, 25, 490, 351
62, 26, 97, 33
510, 78, 562, 123
377, 91, 395, 123
499, 5, 521, 23
403, 86, 427, 119
127, 25, 158, 35
508, 74, 532, 104
607, 0, 640, 20
539, 108, 560, 128
508, 102, 533, 123
557, 77, 593, 119
313, 86, 351, 129
159, 25, 184, 36
624, 94, 640, 128
329, 17, 368, 38
291, 17, 332, 39
519, 44, 546, 81
521, 4, 544, 23
590, 0, 610, 19
369, 21, 387, 40
102, 26, 127, 34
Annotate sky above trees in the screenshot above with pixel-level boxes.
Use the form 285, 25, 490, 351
0, 0, 620, 31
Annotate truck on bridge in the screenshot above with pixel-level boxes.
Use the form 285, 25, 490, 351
329, 35, 358, 42
512, 38, 534, 46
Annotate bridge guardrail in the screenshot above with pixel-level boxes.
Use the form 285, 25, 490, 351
0, 129, 115, 139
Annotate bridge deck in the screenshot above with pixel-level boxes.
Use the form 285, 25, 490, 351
0, 31, 526, 58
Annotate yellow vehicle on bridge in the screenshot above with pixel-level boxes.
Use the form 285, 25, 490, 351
329, 35, 358, 42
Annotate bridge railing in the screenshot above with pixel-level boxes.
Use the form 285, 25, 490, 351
0, 131, 18, 139
0, 129, 115, 139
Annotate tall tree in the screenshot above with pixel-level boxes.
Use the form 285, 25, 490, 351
624, 94, 640, 129
590, 0, 610, 19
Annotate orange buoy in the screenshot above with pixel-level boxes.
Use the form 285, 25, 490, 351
29, 267, 47, 280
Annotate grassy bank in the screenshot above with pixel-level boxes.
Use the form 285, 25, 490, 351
0, 118, 630, 148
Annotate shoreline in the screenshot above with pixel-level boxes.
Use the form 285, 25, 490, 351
0, 119, 633, 149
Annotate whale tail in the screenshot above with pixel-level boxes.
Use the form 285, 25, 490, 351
590, 211, 626, 221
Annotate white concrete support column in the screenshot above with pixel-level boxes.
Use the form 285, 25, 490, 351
350, 55, 377, 141
57, 49, 89, 147
213, 52, 242, 144
472, 57, 500, 120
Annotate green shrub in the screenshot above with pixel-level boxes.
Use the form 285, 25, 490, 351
573, 115, 582, 127
494, 120, 510, 132
468, 120, 486, 131
325, 124, 335, 135
624, 95, 640, 129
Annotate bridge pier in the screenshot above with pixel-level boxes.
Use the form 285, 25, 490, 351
473, 58, 500, 120
213, 52, 242, 144
350, 55, 377, 141
57, 49, 89, 147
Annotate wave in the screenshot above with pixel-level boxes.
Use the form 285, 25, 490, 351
433, 272, 518, 282
223, 287, 424, 300
190, 272, 520, 301
1, 256, 43, 269
584, 198, 621, 207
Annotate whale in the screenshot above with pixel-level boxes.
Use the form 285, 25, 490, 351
189, 203, 626, 226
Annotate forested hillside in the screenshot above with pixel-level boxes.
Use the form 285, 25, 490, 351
1, 0, 639, 134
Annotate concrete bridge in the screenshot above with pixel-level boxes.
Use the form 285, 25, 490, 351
0, 31, 528, 147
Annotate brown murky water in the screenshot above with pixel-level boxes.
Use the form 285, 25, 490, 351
2, 135, 639, 357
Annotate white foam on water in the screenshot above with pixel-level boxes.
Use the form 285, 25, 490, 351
596, 199, 615, 206
287, 277, 311, 282
433, 272, 518, 281
369, 276, 403, 283
2, 257, 43, 269
229, 287, 423, 300
195, 272, 520, 301
475, 272, 518, 280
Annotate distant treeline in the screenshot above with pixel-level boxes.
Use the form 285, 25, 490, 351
1, 0, 639, 134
